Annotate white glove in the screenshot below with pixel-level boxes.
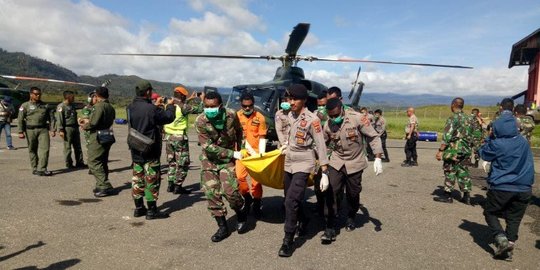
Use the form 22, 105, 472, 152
374, 158, 383, 176
482, 161, 491, 173
320, 173, 329, 192
233, 151, 243, 160
245, 141, 258, 156
279, 144, 287, 155
258, 139, 267, 155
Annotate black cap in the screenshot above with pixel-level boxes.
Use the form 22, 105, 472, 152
326, 97, 342, 111
286, 84, 308, 99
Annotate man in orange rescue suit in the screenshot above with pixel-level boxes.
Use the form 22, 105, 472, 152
278, 84, 329, 257
236, 91, 267, 218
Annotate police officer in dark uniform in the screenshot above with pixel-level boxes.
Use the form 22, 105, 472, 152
56, 90, 85, 168
18, 87, 56, 176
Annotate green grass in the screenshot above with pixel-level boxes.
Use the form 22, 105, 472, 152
384, 105, 539, 148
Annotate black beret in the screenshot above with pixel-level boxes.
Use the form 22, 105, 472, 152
326, 97, 342, 111
286, 84, 308, 99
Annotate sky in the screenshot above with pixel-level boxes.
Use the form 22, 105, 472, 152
0, 0, 539, 97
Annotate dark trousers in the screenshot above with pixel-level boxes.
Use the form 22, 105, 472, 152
404, 134, 417, 162
283, 172, 309, 234
325, 166, 363, 226
483, 189, 531, 242
381, 132, 389, 160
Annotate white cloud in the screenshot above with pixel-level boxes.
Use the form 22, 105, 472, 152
0, 0, 530, 98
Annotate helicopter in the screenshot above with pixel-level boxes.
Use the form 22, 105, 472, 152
105, 23, 472, 145
0, 75, 100, 118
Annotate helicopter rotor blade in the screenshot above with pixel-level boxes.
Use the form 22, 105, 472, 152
300, 57, 473, 69
0, 75, 96, 87
285, 23, 310, 57
102, 53, 281, 61
349, 65, 362, 100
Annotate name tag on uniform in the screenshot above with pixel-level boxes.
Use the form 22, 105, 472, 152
295, 131, 305, 138
296, 137, 305, 145
251, 119, 260, 126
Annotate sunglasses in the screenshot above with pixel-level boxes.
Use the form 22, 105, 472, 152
241, 104, 254, 108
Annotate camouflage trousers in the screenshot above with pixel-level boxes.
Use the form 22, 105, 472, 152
166, 135, 189, 185
132, 160, 161, 202
443, 159, 472, 193
201, 163, 244, 217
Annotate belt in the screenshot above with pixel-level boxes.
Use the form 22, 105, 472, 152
26, 125, 47, 129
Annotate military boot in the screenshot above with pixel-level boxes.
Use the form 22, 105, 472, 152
235, 207, 249, 234
493, 234, 512, 260
252, 198, 262, 219
173, 184, 191, 194
211, 216, 230, 242
242, 193, 253, 215
434, 191, 453, 203
345, 217, 356, 232
167, 182, 174, 193
133, 198, 147, 217
460, 192, 471, 205
320, 228, 337, 244
278, 232, 295, 257
145, 201, 169, 220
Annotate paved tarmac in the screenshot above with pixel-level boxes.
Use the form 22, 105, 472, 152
1, 125, 539, 270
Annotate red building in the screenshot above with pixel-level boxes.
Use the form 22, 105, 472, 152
509, 28, 540, 107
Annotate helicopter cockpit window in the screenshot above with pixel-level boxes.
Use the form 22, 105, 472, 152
229, 86, 276, 114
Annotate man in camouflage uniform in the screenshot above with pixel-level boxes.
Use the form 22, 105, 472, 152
469, 108, 484, 167
80, 91, 96, 174
18, 87, 56, 176
196, 91, 247, 242
514, 104, 535, 144
56, 90, 85, 168
80, 87, 116, 197
164, 86, 204, 195
435, 97, 472, 205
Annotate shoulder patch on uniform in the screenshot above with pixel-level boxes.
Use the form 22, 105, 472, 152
360, 115, 370, 127
313, 119, 322, 133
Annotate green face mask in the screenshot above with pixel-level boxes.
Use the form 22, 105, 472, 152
332, 115, 344, 125
243, 109, 253, 116
280, 102, 291, 110
204, 107, 220, 119
318, 106, 326, 113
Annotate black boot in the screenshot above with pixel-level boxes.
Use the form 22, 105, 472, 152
173, 184, 191, 194
460, 192, 471, 205
235, 207, 249, 234
242, 193, 253, 215
278, 232, 295, 257
345, 217, 355, 232
167, 182, 174, 193
211, 216, 230, 242
133, 198, 147, 217
296, 217, 310, 237
146, 201, 169, 220
434, 191, 453, 203
252, 198, 262, 219
320, 228, 337, 244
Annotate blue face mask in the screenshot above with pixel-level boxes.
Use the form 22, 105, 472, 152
204, 107, 220, 119
280, 102, 291, 110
